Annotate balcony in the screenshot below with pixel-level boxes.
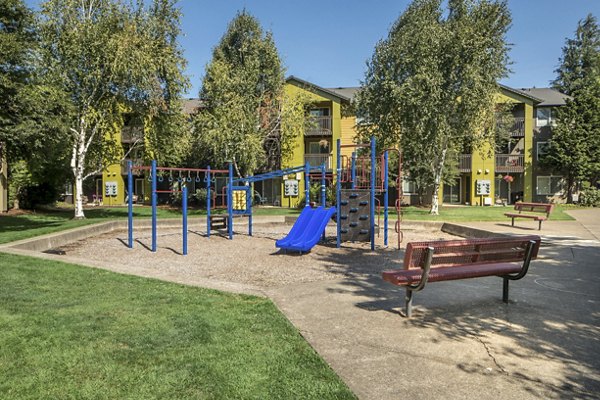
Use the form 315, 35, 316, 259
121, 126, 144, 143
496, 117, 526, 137
305, 116, 332, 136
304, 154, 332, 170
458, 154, 471, 172
121, 158, 145, 175
495, 154, 524, 173
510, 117, 525, 137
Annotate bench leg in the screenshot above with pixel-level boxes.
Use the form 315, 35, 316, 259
538, 220, 542, 230
405, 289, 414, 317
502, 277, 509, 303
511, 217, 515, 227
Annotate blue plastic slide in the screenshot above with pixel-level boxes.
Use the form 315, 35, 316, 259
276, 206, 336, 253
275, 206, 320, 248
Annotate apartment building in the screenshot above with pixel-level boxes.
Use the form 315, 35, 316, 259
81, 76, 569, 209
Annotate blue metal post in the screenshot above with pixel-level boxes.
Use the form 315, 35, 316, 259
151, 160, 157, 252
206, 166, 211, 238
336, 139, 341, 248
182, 185, 188, 255
227, 162, 233, 240
321, 164, 326, 207
248, 184, 252, 236
370, 137, 376, 251
351, 151, 356, 189
384, 150, 389, 247
304, 161, 311, 206
127, 160, 133, 249
321, 163, 327, 241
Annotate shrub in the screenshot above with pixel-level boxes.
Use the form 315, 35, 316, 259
579, 187, 600, 207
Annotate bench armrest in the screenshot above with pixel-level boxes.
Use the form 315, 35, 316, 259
406, 246, 434, 291
504, 240, 536, 281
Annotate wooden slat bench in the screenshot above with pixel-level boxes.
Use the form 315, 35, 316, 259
382, 235, 542, 317
504, 202, 554, 230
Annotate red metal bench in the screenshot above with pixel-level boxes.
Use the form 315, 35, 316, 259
382, 235, 541, 317
504, 202, 554, 230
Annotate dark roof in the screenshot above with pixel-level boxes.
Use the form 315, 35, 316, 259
499, 84, 543, 103
286, 76, 351, 102
518, 88, 572, 107
182, 98, 203, 114
327, 87, 360, 101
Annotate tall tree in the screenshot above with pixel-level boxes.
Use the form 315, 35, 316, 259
0, 0, 71, 210
39, 0, 189, 218
544, 14, 600, 201
356, 0, 511, 214
194, 11, 284, 177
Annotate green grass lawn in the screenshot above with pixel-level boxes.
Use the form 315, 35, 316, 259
0, 206, 300, 244
0, 203, 577, 245
0, 254, 356, 399
397, 204, 576, 222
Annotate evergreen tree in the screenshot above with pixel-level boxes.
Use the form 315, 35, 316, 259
545, 14, 600, 202
194, 11, 285, 177
356, 0, 511, 214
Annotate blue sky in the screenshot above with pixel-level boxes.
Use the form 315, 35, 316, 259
179, 0, 599, 96
27, 0, 600, 96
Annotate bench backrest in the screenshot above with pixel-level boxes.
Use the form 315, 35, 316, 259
514, 202, 554, 216
403, 235, 541, 270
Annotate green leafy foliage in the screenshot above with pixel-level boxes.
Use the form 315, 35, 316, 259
194, 11, 285, 176
0, 0, 72, 209
579, 187, 600, 207
545, 14, 600, 202
38, 0, 190, 218
356, 0, 511, 214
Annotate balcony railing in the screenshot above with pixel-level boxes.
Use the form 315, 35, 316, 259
306, 116, 332, 136
458, 154, 471, 172
304, 154, 332, 170
121, 126, 144, 143
121, 158, 145, 175
496, 117, 527, 137
510, 117, 525, 137
495, 154, 524, 173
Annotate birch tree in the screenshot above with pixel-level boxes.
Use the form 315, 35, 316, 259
39, 0, 189, 218
356, 0, 511, 214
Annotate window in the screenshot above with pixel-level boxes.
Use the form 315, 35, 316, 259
536, 141, 549, 160
536, 176, 563, 195
536, 108, 556, 127
402, 179, 416, 194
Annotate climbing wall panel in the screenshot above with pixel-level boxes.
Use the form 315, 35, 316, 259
339, 189, 371, 242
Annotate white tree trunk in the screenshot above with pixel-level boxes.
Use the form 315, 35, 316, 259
430, 177, 441, 215
71, 119, 88, 219
429, 147, 447, 215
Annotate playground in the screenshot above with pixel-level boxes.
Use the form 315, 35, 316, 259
49, 220, 456, 291
3, 211, 599, 399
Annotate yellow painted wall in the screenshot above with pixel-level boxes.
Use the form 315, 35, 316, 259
281, 80, 345, 208
523, 103, 534, 201
102, 164, 125, 206
470, 141, 495, 206
340, 116, 358, 158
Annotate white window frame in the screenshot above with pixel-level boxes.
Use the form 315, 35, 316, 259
536, 108, 550, 127
536, 175, 562, 195
402, 178, 416, 194
536, 141, 549, 160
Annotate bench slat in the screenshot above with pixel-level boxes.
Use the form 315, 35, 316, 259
382, 262, 523, 286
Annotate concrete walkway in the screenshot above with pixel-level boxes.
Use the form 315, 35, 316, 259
266, 209, 600, 399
